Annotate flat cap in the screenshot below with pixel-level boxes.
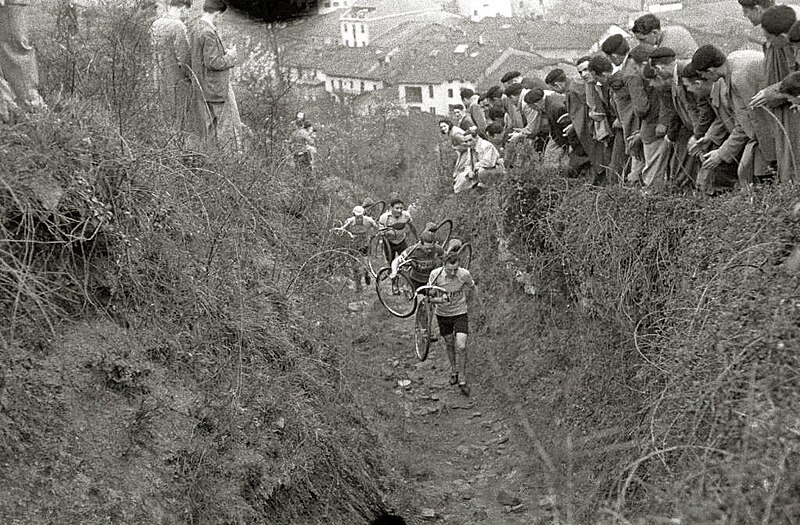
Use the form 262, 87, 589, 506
649, 46, 676, 60
601, 34, 630, 55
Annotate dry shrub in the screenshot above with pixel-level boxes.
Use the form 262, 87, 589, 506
0, 101, 387, 525
414, 158, 800, 523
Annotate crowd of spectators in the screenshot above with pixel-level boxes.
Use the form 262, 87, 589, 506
439, 4, 800, 195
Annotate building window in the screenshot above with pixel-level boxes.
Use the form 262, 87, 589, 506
338, 79, 343, 89
373, 83, 378, 90
345, 39, 350, 46
343, 23, 347, 31
404, 86, 423, 103
350, 81, 354, 88
428, 85, 434, 98
360, 81, 365, 92
324, 1, 330, 6
334, 1, 339, 6
331, 79, 335, 89
474, 9, 478, 15
430, 107, 436, 114
361, 24, 365, 33
447, 88, 453, 98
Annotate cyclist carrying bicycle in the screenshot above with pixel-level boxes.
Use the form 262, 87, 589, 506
378, 195, 418, 263
342, 205, 378, 290
391, 229, 445, 291
427, 251, 476, 396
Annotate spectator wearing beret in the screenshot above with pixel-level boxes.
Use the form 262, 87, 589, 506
500, 70, 522, 87
545, 67, 594, 169
587, 54, 624, 183
479, 85, 504, 112
691, 45, 773, 191
460, 87, 487, 136
601, 34, 632, 70
631, 13, 698, 60
649, 46, 705, 187
191, 0, 243, 152
738, 0, 776, 26
750, 8, 800, 182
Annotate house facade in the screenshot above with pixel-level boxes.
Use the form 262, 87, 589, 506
456, 0, 513, 21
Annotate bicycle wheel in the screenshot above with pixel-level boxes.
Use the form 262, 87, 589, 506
431, 219, 452, 248
459, 243, 473, 270
414, 298, 433, 361
367, 235, 389, 277
375, 267, 417, 318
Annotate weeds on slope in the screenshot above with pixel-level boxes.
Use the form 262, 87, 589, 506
404, 161, 800, 523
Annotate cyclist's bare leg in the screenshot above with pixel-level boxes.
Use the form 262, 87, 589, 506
454, 332, 468, 384
443, 333, 456, 382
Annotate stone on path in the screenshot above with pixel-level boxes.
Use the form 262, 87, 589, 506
420, 507, 437, 519
496, 489, 521, 507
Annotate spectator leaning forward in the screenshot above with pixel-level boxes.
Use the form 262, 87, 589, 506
601, 34, 631, 67
631, 13, 698, 59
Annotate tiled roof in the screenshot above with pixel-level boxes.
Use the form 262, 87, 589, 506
467, 18, 611, 51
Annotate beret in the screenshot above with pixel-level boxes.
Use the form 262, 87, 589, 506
779, 71, 800, 96
691, 44, 726, 71
650, 46, 676, 60
761, 5, 797, 36
460, 88, 475, 99
484, 85, 503, 98
504, 82, 523, 96
500, 71, 522, 83
523, 88, 545, 104
545, 68, 567, 85
601, 34, 629, 55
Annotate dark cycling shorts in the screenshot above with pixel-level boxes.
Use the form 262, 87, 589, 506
388, 240, 408, 262
436, 313, 468, 336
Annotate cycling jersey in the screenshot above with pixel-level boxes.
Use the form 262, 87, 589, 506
342, 215, 378, 236
427, 266, 474, 317
378, 210, 413, 245
405, 242, 444, 283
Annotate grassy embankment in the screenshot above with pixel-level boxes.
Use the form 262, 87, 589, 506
418, 168, 800, 523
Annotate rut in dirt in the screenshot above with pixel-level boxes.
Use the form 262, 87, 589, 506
345, 291, 557, 524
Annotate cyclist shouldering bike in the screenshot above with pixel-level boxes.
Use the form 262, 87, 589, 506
427, 251, 476, 396
378, 194, 418, 263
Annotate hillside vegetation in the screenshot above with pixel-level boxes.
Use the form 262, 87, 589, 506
2, 2, 799, 524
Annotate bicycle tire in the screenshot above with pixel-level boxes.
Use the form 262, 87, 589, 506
414, 298, 433, 361
375, 267, 417, 318
459, 243, 473, 270
367, 235, 389, 277
365, 200, 386, 220
432, 219, 452, 249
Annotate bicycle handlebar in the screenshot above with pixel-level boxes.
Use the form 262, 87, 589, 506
415, 285, 446, 296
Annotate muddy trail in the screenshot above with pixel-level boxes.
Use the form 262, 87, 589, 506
344, 289, 552, 524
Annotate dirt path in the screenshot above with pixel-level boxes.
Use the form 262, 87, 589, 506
345, 292, 549, 524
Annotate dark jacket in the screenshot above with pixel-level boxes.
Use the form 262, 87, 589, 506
191, 19, 236, 103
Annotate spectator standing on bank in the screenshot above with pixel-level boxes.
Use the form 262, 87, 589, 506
191, 0, 242, 152
0, 0, 45, 111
